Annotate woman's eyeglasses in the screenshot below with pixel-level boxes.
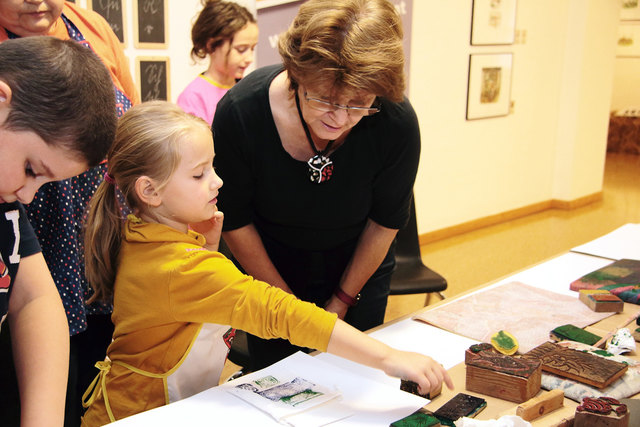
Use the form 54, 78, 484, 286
304, 91, 380, 117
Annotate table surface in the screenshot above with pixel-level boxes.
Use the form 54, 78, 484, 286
109, 227, 640, 426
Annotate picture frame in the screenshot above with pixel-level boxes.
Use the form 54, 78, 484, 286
134, 0, 168, 49
470, 0, 517, 45
617, 23, 640, 57
621, 0, 640, 21
466, 53, 513, 120
136, 57, 170, 101
87, 0, 126, 46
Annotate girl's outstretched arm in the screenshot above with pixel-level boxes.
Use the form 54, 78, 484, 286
326, 319, 454, 395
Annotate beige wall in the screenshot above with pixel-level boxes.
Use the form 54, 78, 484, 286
410, 0, 619, 235
75, 0, 620, 237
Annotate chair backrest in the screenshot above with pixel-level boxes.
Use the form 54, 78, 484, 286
395, 193, 422, 260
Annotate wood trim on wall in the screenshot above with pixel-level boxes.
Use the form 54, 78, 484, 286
419, 191, 603, 245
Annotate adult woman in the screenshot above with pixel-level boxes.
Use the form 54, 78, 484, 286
213, 0, 420, 369
0, 1, 138, 425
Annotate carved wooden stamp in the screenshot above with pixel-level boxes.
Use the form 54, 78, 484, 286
516, 389, 564, 421
522, 342, 628, 389
400, 379, 442, 400
579, 289, 624, 313
433, 393, 486, 423
465, 343, 541, 403
574, 396, 629, 427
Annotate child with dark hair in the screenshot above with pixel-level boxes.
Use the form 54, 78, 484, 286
0, 36, 117, 427
177, 0, 258, 125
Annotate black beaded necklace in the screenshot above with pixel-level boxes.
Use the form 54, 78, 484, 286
295, 91, 334, 184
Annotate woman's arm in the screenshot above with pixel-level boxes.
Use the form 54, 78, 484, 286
222, 224, 293, 293
324, 218, 397, 319
8, 253, 69, 427
327, 318, 454, 395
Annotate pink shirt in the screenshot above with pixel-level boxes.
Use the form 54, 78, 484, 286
177, 74, 232, 125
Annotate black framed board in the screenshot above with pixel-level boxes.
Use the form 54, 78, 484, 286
134, 0, 168, 48
87, 0, 126, 45
136, 57, 170, 101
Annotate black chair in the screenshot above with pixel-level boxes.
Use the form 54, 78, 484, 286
389, 194, 447, 306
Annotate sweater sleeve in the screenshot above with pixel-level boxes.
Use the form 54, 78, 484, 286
167, 250, 337, 352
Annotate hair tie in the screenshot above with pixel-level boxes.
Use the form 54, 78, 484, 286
104, 172, 115, 185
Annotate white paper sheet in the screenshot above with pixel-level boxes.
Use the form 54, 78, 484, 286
107, 352, 428, 426
571, 223, 640, 261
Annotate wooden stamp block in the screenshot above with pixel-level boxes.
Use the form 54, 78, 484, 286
574, 396, 629, 427
400, 379, 441, 400
523, 342, 628, 389
433, 393, 486, 423
579, 290, 624, 313
390, 408, 442, 427
516, 389, 564, 421
465, 343, 541, 403
550, 324, 602, 346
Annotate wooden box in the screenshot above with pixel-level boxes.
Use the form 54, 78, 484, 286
579, 289, 624, 313
574, 397, 629, 427
464, 343, 541, 403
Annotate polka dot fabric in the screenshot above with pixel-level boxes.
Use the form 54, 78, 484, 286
21, 15, 132, 335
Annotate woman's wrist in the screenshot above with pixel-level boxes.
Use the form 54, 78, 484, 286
333, 287, 360, 307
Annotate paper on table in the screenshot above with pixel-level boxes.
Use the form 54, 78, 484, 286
414, 281, 613, 353
108, 351, 429, 427
571, 223, 640, 261
226, 369, 344, 425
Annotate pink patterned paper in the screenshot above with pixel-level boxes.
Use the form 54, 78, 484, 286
414, 281, 612, 353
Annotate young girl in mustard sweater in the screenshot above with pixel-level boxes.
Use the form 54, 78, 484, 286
80, 101, 452, 425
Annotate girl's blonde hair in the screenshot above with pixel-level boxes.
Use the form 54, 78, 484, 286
84, 101, 211, 303
278, 0, 405, 101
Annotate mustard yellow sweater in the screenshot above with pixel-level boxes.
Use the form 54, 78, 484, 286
82, 217, 337, 426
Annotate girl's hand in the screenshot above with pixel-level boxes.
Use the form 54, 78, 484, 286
190, 211, 224, 251
383, 350, 454, 396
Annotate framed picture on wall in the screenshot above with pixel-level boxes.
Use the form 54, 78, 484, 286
87, 0, 126, 45
134, 0, 168, 49
621, 0, 640, 21
136, 57, 170, 101
617, 23, 640, 57
471, 0, 517, 45
466, 53, 513, 120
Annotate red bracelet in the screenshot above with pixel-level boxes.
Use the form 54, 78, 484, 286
334, 288, 361, 307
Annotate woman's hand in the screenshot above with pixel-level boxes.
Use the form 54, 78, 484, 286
382, 350, 454, 396
324, 295, 349, 320
190, 211, 224, 251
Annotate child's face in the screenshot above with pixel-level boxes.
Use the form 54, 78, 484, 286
0, 0, 65, 37
211, 22, 258, 85
0, 125, 88, 205
153, 126, 223, 231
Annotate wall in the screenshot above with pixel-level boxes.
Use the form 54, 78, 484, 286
409, 0, 619, 236
72, 0, 619, 238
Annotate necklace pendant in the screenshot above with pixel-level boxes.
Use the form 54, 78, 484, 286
308, 155, 333, 184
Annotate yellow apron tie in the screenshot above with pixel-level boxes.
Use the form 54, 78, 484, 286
82, 360, 117, 423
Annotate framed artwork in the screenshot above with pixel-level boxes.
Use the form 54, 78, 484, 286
471, 0, 517, 45
87, 0, 126, 45
136, 57, 170, 101
134, 0, 168, 49
466, 53, 513, 120
617, 23, 640, 57
621, 0, 640, 21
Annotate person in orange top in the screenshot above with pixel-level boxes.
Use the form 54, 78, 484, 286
0, 1, 139, 426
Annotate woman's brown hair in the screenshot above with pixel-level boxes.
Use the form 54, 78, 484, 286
278, 0, 405, 102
